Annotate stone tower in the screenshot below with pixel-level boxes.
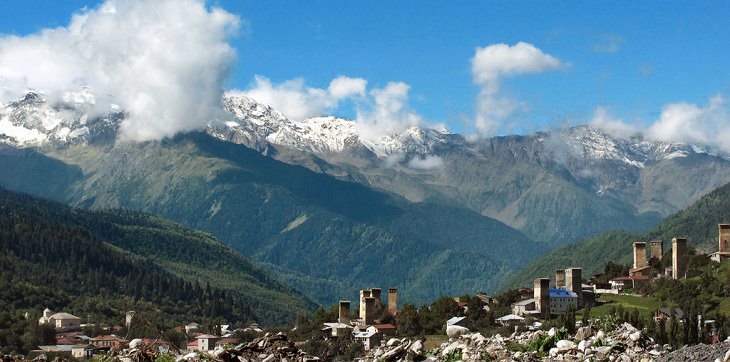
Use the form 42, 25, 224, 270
555, 269, 565, 288
672, 238, 687, 279
371, 288, 382, 310
565, 267, 583, 307
534, 278, 550, 319
338, 301, 350, 324
719, 224, 730, 252
633, 242, 647, 269
363, 297, 376, 325
650, 240, 664, 260
125, 311, 135, 328
387, 288, 398, 316
359, 289, 372, 322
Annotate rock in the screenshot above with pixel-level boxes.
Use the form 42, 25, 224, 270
129, 339, 144, 349
386, 338, 400, 347
556, 339, 577, 351
575, 326, 593, 341
578, 339, 590, 352
725, 348, 730, 362
548, 327, 557, 337
409, 340, 424, 356
549, 347, 559, 357
446, 325, 470, 338
629, 331, 642, 342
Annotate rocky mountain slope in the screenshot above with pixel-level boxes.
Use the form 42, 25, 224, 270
4, 92, 730, 246
212, 96, 730, 245
0, 93, 544, 304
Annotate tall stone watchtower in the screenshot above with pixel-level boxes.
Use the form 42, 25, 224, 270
672, 238, 687, 279
534, 278, 550, 319
719, 224, 730, 252
633, 242, 647, 269
387, 288, 398, 316
338, 301, 350, 324
565, 267, 583, 307
650, 240, 664, 260
555, 269, 565, 288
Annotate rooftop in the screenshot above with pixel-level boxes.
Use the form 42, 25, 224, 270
549, 288, 578, 298
512, 298, 535, 306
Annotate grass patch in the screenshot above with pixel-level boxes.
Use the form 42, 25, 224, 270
579, 294, 661, 319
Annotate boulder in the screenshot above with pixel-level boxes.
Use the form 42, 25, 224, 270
446, 325, 470, 338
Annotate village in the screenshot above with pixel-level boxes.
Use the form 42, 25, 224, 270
18, 224, 730, 361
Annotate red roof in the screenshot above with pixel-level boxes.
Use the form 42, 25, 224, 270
215, 338, 240, 345
195, 334, 219, 339
373, 324, 396, 330
56, 337, 76, 345
91, 335, 120, 341
187, 340, 198, 347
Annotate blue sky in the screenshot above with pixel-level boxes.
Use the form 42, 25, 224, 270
2, 1, 730, 138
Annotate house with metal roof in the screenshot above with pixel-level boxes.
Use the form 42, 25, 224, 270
549, 288, 578, 313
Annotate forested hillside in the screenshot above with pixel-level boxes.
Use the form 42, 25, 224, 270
0, 188, 315, 326
507, 181, 730, 288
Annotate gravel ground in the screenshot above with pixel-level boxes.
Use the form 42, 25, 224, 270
657, 342, 730, 362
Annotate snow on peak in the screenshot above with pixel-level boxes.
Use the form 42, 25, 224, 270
544, 125, 705, 168
219, 94, 457, 156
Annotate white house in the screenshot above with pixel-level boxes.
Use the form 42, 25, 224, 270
195, 334, 219, 351
549, 288, 578, 313
38, 309, 81, 331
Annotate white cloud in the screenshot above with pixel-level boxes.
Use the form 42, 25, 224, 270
407, 155, 444, 170
0, 0, 240, 142
471, 42, 562, 137
589, 106, 640, 138
646, 95, 730, 152
592, 34, 624, 54
356, 82, 423, 141
230, 75, 366, 121
328, 76, 367, 99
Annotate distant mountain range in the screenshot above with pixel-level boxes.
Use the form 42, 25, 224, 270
0, 92, 542, 305
3, 91, 730, 303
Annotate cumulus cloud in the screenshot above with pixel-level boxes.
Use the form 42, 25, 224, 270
328, 76, 367, 99
592, 34, 624, 54
646, 95, 730, 152
589, 106, 640, 138
0, 0, 240, 142
229, 75, 366, 120
471, 42, 562, 137
407, 155, 444, 170
356, 82, 423, 141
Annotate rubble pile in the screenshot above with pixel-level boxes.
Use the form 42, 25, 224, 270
657, 341, 730, 362
357, 337, 425, 361
358, 323, 684, 361
178, 332, 319, 362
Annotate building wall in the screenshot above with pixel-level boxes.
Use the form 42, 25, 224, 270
672, 238, 687, 279
387, 288, 398, 316
533, 278, 550, 318
650, 240, 663, 260
565, 268, 582, 307
633, 242, 647, 269
555, 269, 565, 288
720, 224, 730, 253
550, 296, 577, 313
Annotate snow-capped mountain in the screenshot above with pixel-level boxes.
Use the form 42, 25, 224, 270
0, 91, 715, 169
213, 95, 464, 157
0, 92, 121, 146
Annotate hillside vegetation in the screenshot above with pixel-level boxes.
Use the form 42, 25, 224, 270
507, 181, 730, 288
0, 132, 547, 305
0, 188, 315, 325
